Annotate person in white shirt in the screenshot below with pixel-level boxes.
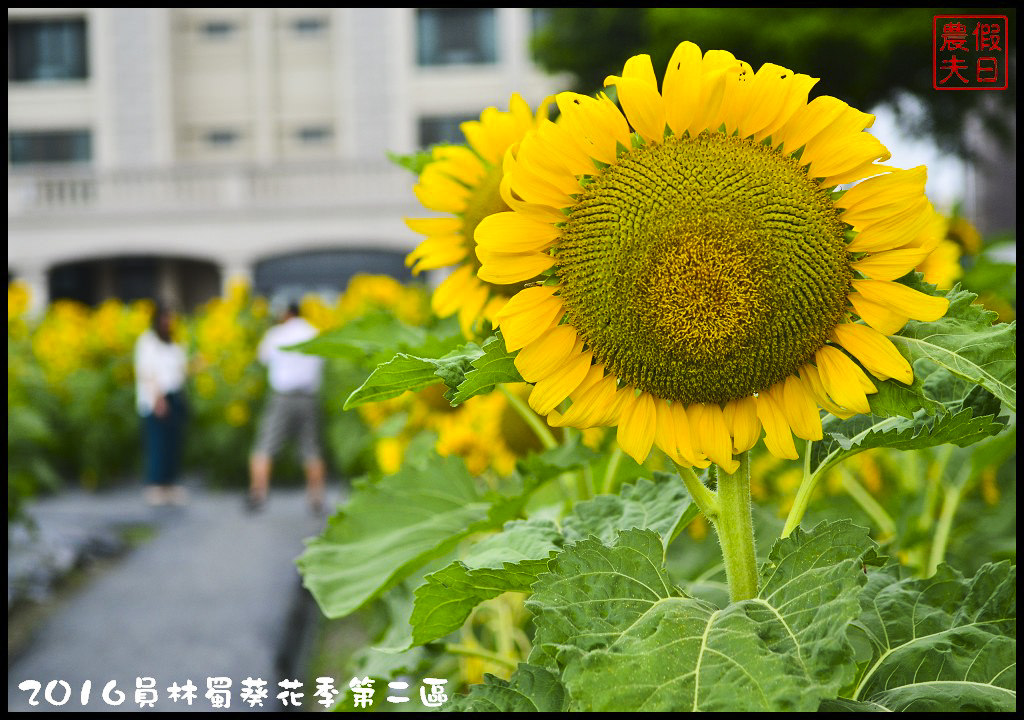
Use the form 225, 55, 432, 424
248, 302, 326, 512
134, 304, 188, 506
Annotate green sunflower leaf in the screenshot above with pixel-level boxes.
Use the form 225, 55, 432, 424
444, 663, 568, 712
298, 450, 505, 618
875, 280, 1016, 416
515, 434, 598, 483
448, 332, 523, 406
562, 474, 697, 550
847, 561, 1016, 711
409, 519, 563, 646
343, 343, 483, 409
387, 148, 437, 176
289, 311, 428, 360
811, 387, 1007, 479
526, 522, 872, 711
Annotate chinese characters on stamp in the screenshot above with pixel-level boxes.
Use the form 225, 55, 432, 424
933, 15, 1009, 90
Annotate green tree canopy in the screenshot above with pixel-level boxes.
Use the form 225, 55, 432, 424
532, 8, 1015, 158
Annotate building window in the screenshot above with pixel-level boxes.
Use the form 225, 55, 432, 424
416, 8, 496, 66
296, 126, 332, 144
418, 115, 478, 147
9, 129, 92, 165
199, 20, 237, 38
291, 16, 328, 36
205, 129, 239, 147
8, 18, 88, 82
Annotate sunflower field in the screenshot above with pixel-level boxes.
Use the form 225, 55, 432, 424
293, 41, 1017, 712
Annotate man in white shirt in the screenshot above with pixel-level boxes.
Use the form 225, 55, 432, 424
248, 302, 326, 513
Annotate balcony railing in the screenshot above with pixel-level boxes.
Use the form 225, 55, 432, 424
8, 160, 417, 218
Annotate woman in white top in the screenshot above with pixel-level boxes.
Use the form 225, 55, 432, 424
134, 304, 188, 505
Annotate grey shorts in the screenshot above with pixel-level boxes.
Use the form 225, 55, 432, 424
253, 392, 322, 461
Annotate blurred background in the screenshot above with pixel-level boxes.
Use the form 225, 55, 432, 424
7, 7, 1016, 711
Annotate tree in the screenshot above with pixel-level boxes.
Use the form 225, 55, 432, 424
532, 8, 1015, 158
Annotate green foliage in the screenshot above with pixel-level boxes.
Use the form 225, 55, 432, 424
524, 522, 874, 711
531, 8, 1016, 158
408, 476, 693, 647
448, 332, 524, 405
298, 450, 529, 618
812, 280, 1014, 479
445, 664, 567, 712
846, 561, 1016, 711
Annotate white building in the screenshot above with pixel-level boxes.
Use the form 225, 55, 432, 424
8, 8, 565, 311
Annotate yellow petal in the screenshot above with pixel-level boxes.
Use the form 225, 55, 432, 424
823, 160, 894, 188
755, 391, 798, 460
671, 402, 708, 468
536, 118, 597, 176
516, 133, 584, 196
654, 398, 686, 465
776, 95, 849, 155
851, 279, 950, 322
715, 60, 754, 136
755, 72, 818, 144
846, 196, 932, 253
836, 166, 928, 225
605, 54, 665, 144
848, 291, 910, 335
475, 212, 560, 253
529, 345, 592, 415
414, 170, 471, 214
798, 363, 856, 420
514, 324, 578, 381
832, 323, 913, 384
457, 281, 490, 336
852, 246, 934, 281
551, 372, 617, 428
498, 164, 568, 224
432, 145, 488, 186
404, 217, 464, 237
600, 383, 633, 427
617, 391, 657, 464
735, 62, 797, 140
476, 248, 554, 284
815, 345, 875, 415
690, 402, 738, 474
663, 41, 703, 137
688, 49, 743, 135
723, 396, 761, 454
781, 376, 823, 441
807, 132, 891, 183
555, 92, 630, 165
570, 363, 607, 401
408, 237, 467, 274
431, 265, 476, 317
460, 119, 503, 164
499, 295, 562, 352
507, 158, 576, 209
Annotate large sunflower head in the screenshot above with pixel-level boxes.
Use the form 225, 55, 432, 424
406, 94, 550, 336
476, 42, 950, 473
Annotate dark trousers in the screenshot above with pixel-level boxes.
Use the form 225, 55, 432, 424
143, 391, 186, 486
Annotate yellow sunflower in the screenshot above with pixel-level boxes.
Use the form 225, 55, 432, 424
476, 42, 950, 473
406, 94, 549, 335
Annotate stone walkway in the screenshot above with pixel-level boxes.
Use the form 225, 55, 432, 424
8, 483, 339, 712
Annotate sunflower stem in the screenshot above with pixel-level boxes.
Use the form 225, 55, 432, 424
673, 463, 720, 520
839, 467, 896, 539
600, 446, 624, 495
781, 440, 816, 538
713, 451, 759, 603
443, 643, 518, 671
499, 384, 558, 451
